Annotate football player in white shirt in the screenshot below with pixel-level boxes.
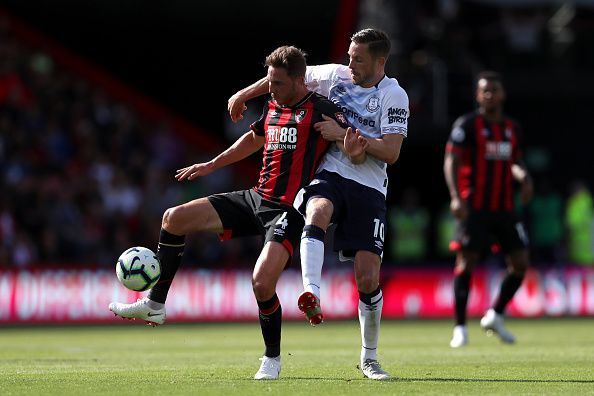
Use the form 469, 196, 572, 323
228, 29, 409, 380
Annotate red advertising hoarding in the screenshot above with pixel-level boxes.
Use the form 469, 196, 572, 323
0, 266, 592, 324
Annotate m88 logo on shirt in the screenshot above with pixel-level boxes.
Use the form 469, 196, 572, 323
485, 141, 512, 160
267, 126, 297, 150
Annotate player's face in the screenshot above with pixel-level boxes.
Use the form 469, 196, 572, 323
348, 42, 383, 88
476, 79, 505, 113
267, 66, 301, 106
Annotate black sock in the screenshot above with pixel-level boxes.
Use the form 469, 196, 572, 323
493, 272, 524, 314
148, 229, 185, 304
453, 271, 471, 326
257, 294, 282, 358
358, 286, 382, 305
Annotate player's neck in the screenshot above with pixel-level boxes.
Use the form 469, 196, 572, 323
479, 107, 503, 123
283, 88, 311, 107
361, 72, 386, 89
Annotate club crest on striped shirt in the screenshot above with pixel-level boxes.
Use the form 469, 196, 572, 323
295, 109, 307, 123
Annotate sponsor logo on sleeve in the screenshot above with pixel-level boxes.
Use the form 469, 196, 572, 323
387, 107, 408, 124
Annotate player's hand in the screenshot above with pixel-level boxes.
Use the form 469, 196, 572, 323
228, 92, 248, 123
315, 114, 346, 141
344, 127, 368, 163
450, 197, 468, 220
175, 161, 215, 181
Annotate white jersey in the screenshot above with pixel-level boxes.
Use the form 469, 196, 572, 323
305, 64, 409, 196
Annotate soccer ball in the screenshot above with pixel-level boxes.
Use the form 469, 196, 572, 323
115, 247, 161, 291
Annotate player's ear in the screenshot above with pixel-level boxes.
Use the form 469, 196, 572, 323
376, 56, 386, 68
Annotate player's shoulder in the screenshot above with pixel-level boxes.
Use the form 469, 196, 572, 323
311, 92, 340, 112
379, 77, 409, 103
453, 111, 478, 129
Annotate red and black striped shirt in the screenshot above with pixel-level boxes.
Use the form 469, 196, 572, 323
250, 92, 349, 206
445, 111, 524, 212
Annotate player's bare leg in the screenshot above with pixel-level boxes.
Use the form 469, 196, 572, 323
253, 241, 288, 380
110, 198, 223, 325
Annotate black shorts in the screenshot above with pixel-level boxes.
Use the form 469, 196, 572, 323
456, 210, 529, 254
208, 189, 304, 257
294, 170, 386, 260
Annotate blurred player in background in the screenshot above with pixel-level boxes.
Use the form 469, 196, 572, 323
444, 71, 533, 348
229, 28, 409, 380
109, 46, 360, 379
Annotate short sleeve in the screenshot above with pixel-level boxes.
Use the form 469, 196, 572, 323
305, 64, 345, 98
445, 116, 471, 155
380, 85, 409, 137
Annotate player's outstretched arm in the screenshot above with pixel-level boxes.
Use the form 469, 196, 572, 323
176, 131, 264, 181
228, 77, 268, 122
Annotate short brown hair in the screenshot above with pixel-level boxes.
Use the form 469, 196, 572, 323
265, 46, 307, 78
351, 28, 391, 58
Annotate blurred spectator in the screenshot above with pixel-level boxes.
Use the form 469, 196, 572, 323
436, 204, 456, 259
565, 181, 594, 265
388, 188, 430, 262
528, 179, 563, 263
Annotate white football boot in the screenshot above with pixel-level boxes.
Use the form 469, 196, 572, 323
254, 356, 281, 380
480, 308, 515, 344
360, 359, 391, 380
109, 297, 166, 326
449, 325, 468, 348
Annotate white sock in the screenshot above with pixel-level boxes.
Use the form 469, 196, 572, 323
300, 230, 324, 299
359, 289, 383, 363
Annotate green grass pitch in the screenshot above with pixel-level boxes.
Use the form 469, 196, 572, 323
1, 318, 593, 395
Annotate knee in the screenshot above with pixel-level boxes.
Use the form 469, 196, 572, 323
455, 253, 477, 274
162, 206, 184, 234
252, 275, 275, 301
509, 254, 529, 276
355, 272, 379, 294
306, 199, 333, 228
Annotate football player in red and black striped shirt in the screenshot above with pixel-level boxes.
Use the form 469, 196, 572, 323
444, 71, 533, 348
109, 46, 359, 379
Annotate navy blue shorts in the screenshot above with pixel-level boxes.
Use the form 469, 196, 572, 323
294, 170, 386, 260
208, 189, 304, 257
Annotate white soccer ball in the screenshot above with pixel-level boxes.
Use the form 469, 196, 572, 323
115, 246, 161, 291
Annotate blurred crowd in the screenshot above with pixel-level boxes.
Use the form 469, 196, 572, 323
387, 182, 594, 266
0, 19, 260, 269
1, 2, 594, 270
